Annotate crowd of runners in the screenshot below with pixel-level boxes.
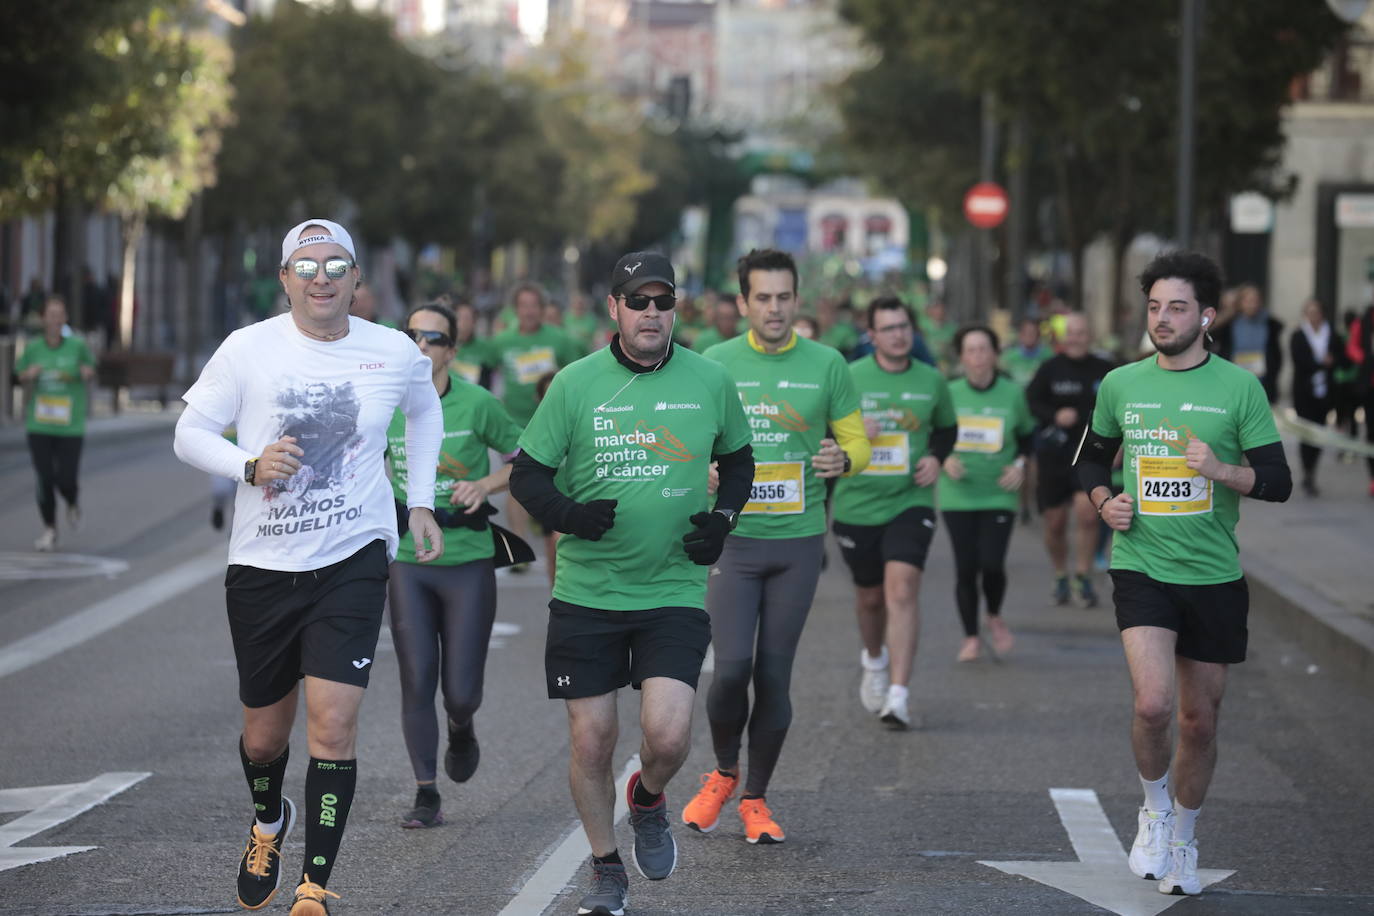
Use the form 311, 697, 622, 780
12, 217, 1317, 913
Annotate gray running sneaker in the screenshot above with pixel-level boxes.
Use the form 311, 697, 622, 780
626, 771, 676, 880
576, 861, 628, 916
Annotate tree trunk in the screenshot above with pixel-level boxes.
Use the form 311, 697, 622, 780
118, 212, 145, 350
1050, 145, 1083, 310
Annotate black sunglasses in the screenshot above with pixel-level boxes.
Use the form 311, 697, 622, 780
618, 293, 677, 312
291, 257, 354, 280
407, 328, 454, 348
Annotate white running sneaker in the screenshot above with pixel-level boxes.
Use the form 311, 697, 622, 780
34, 527, 57, 552
1128, 807, 1175, 880
878, 694, 910, 730
859, 650, 889, 714
1157, 839, 1201, 896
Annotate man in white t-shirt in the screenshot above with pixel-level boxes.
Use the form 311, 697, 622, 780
173, 219, 443, 916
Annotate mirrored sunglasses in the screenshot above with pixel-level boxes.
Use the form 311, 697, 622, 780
292, 257, 354, 280
407, 328, 454, 348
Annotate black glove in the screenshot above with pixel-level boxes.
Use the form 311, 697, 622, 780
682, 511, 730, 565
564, 498, 618, 541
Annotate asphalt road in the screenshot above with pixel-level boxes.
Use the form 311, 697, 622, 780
0, 432, 1371, 915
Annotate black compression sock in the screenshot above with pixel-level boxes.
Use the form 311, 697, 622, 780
239, 737, 288, 825
741, 793, 764, 801
632, 778, 662, 808
416, 784, 440, 803
593, 849, 623, 866
302, 757, 356, 888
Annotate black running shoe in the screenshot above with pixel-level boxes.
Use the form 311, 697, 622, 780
577, 861, 628, 916
444, 721, 480, 783
236, 797, 295, 910
400, 787, 443, 829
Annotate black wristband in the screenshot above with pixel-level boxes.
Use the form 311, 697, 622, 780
1095, 495, 1109, 515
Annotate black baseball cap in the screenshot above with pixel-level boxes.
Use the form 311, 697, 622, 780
611, 251, 675, 297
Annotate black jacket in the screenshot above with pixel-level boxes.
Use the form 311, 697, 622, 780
1289, 325, 1346, 410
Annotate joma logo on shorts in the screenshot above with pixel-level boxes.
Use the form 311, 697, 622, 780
319, 793, 338, 827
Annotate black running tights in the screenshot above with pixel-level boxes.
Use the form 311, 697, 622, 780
27, 433, 82, 526
942, 510, 1014, 637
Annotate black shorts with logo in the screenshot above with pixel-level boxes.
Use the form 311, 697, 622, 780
226, 539, 390, 708
1110, 569, 1249, 664
832, 506, 937, 587
1035, 431, 1083, 511
545, 599, 711, 700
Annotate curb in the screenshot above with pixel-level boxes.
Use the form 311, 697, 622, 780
1247, 562, 1374, 693
0, 413, 182, 455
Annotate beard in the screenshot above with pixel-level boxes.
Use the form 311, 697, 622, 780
1149, 323, 1201, 356
622, 327, 670, 364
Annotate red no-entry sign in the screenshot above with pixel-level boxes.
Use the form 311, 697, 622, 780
964, 182, 1009, 229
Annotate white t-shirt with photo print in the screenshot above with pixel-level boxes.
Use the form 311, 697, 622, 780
183, 313, 441, 571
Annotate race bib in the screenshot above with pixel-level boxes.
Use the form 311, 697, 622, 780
742, 461, 805, 515
1137, 456, 1212, 516
452, 359, 482, 385
955, 415, 1005, 453
862, 433, 910, 476
34, 394, 73, 426
513, 347, 556, 385
1234, 350, 1266, 377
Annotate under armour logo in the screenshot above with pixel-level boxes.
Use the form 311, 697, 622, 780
352, 658, 372, 669
556, 675, 571, 687
623, 261, 642, 275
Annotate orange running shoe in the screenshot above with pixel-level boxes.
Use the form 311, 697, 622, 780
738, 797, 784, 845
681, 769, 738, 833
288, 875, 339, 916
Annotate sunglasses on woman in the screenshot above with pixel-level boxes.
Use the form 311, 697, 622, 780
407, 328, 454, 348
618, 293, 677, 312
291, 257, 355, 280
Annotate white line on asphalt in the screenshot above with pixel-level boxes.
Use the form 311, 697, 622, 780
498, 754, 641, 916
0, 546, 224, 680
0, 772, 150, 873
1049, 787, 1127, 865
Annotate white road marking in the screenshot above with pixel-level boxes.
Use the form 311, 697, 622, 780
0, 551, 130, 581
498, 754, 641, 916
0, 772, 150, 873
979, 788, 1234, 916
0, 546, 224, 680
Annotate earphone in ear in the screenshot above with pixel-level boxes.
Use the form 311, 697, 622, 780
1202, 316, 1210, 327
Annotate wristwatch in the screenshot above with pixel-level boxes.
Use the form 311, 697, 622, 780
713, 508, 740, 531
244, 457, 259, 484
842, 452, 853, 475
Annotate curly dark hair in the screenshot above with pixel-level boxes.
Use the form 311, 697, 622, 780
1139, 251, 1223, 310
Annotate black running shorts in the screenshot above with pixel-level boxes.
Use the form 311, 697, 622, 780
1035, 436, 1084, 511
1110, 569, 1249, 664
226, 539, 389, 708
544, 599, 711, 700
832, 507, 937, 587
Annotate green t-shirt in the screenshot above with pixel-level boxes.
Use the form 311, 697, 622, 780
690, 326, 736, 353
704, 334, 861, 539
387, 372, 524, 566
833, 356, 956, 525
18, 335, 95, 436
820, 322, 860, 357
1090, 355, 1280, 584
518, 346, 752, 610
490, 325, 581, 424
938, 376, 1035, 512
563, 313, 601, 352
451, 338, 494, 387
1001, 344, 1055, 389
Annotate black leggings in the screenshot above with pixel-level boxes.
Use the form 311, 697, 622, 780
28, 433, 83, 526
1293, 397, 1330, 478
942, 510, 1015, 637
705, 534, 824, 798
387, 558, 496, 784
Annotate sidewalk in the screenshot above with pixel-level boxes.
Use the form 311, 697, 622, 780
1241, 434, 1374, 687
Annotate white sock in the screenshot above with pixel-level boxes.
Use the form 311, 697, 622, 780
861, 646, 889, 670
256, 810, 284, 835
1140, 772, 1171, 812
1172, 802, 1200, 844
886, 684, 909, 704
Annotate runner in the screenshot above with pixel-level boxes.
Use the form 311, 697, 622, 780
1214, 283, 1283, 403
385, 302, 524, 829
509, 251, 753, 916
1001, 316, 1054, 388
173, 219, 444, 916
1025, 313, 1114, 607
832, 296, 956, 729
1077, 250, 1290, 897
489, 282, 582, 567
690, 296, 743, 353
939, 325, 1035, 662
450, 298, 495, 389
16, 296, 95, 551
686, 248, 871, 844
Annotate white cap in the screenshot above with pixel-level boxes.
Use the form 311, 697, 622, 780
280, 218, 357, 266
